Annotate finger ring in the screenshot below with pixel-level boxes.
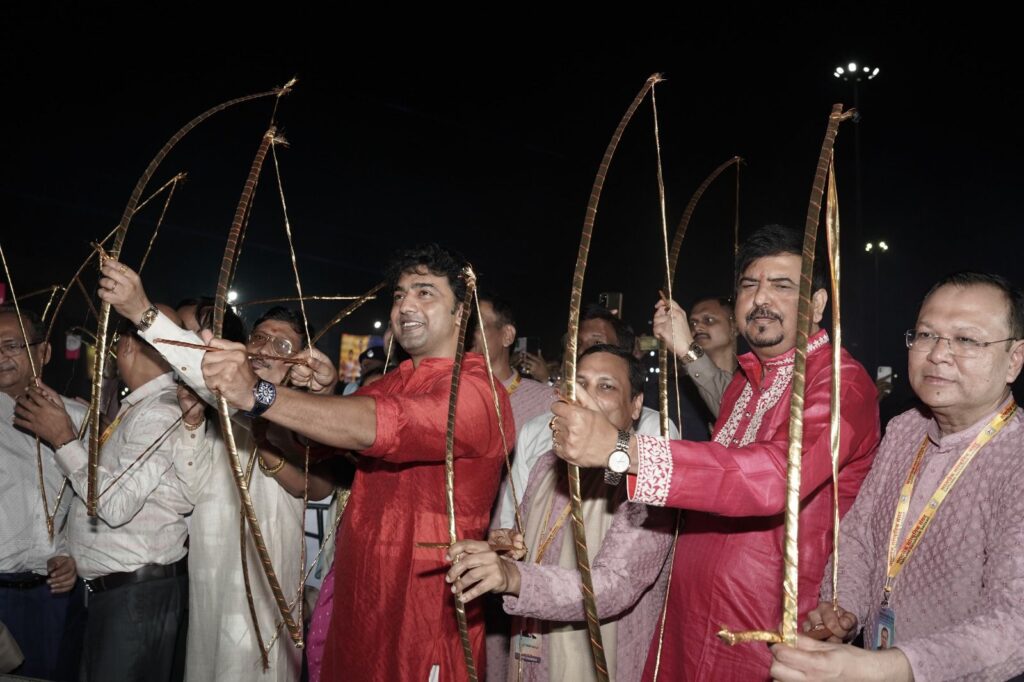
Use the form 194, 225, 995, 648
110, 281, 118, 292
548, 416, 557, 431
118, 263, 127, 274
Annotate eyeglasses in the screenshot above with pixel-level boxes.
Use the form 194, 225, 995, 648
905, 329, 1019, 358
0, 339, 43, 357
248, 331, 295, 357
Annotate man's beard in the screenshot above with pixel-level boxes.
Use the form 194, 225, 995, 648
745, 305, 784, 348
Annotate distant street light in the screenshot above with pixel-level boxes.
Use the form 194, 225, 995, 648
834, 63, 881, 81
227, 290, 239, 304
373, 320, 383, 330
866, 239, 891, 372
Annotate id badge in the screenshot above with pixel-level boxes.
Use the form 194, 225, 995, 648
513, 632, 542, 664
873, 606, 897, 650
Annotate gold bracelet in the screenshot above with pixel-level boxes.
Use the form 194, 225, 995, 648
183, 418, 205, 432
258, 453, 287, 476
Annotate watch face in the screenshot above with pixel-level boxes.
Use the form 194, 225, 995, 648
255, 380, 277, 406
608, 450, 631, 474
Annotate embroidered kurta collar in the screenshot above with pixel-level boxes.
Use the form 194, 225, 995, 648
737, 329, 830, 390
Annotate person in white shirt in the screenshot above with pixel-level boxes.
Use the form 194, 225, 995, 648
15, 310, 192, 682
0, 306, 84, 680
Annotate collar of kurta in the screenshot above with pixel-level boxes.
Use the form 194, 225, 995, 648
925, 393, 1018, 452
737, 329, 830, 390
122, 371, 176, 407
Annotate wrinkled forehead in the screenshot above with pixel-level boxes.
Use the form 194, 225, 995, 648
918, 283, 1013, 335
739, 253, 803, 282
254, 318, 303, 347
691, 299, 731, 319
0, 311, 37, 340
578, 351, 629, 384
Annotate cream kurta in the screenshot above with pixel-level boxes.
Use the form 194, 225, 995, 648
142, 313, 304, 682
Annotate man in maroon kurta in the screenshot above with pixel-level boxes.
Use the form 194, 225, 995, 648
552, 225, 880, 680
201, 244, 513, 681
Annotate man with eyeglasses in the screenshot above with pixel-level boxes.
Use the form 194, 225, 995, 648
15, 308, 192, 682
97, 258, 339, 681
0, 306, 85, 680
771, 272, 1024, 682
551, 224, 880, 680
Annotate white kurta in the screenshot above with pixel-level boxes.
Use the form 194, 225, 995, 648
143, 313, 304, 682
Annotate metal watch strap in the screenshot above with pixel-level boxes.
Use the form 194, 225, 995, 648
680, 341, 705, 366
604, 429, 632, 485
136, 305, 160, 331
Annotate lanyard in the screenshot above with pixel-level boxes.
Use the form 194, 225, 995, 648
98, 402, 138, 448
532, 501, 572, 565
883, 400, 1017, 604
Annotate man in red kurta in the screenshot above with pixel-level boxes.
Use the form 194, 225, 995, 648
201, 244, 514, 681
552, 225, 880, 680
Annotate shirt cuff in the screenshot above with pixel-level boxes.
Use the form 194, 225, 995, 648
501, 563, 539, 616
683, 353, 716, 378
53, 439, 88, 478
626, 434, 673, 507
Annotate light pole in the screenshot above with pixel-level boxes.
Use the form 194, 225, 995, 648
865, 240, 889, 372
833, 61, 880, 367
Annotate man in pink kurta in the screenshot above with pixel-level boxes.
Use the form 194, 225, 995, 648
772, 272, 1024, 681
552, 225, 880, 680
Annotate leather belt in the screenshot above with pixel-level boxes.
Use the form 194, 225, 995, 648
85, 556, 188, 594
0, 572, 48, 590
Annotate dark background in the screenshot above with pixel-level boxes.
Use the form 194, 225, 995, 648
1, 6, 1021, 406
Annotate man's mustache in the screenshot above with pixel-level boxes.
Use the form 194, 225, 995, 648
746, 305, 782, 323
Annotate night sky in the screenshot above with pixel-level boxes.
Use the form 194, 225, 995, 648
2, 7, 1022, 402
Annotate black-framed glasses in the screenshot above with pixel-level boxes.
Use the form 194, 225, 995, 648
905, 329, 1019, 358
248, 331, 295, 357
0, 339, 44, 357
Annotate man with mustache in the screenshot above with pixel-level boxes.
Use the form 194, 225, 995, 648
653, 295, 739, 420
551, 224, 881, 680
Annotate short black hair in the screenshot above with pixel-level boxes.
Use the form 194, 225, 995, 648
924, 272, 1024, 341
175, 296, 247, 344
581, 303, 635, 353
691, 296, 734, 317
580, 343, 644, 398
253, 306, 313, 349
735, 224, 826, 293
384, 243, 469, 305
0, 305, 42, 341
477, 291, 516, 330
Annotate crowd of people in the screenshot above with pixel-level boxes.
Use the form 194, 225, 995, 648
1, 224, 1022, 681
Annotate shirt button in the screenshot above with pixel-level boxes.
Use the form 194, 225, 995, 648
745, 411, 751, 418
732, 438, 739, 444
181, 366, 188, 372
190, 433, 196, 439
187, 461, 193, 466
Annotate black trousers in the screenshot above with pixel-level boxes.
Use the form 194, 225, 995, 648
82, 573, 187, 682
0, 574, 85, 681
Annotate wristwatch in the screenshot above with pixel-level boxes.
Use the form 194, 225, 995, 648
244, 379, 277, 418
680, 341, 705, 365
604, 429, 632, 485
136, 305, 160, 331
